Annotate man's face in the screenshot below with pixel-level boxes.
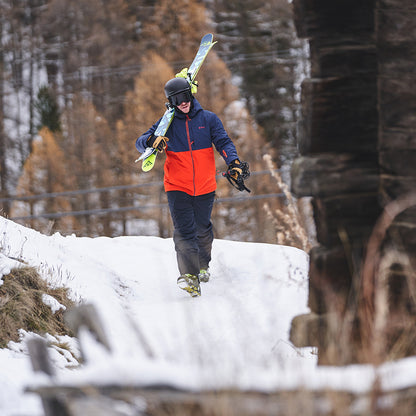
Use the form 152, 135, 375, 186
170, 89, 192, 112
177, 101, 191, 113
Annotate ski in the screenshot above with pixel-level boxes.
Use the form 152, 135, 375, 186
137, 33, 216, 172
187, 33, 217, 83
137, 105, 175, 172
136, 106, 175, 171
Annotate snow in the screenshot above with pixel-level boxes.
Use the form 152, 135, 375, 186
0, 216, 416, 415
0, 253, 24, 286
42, 294, 66, 313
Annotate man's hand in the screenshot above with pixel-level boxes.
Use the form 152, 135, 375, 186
228, 159, 243, 180
224, 159, 251, 192
146, 135, 169, 152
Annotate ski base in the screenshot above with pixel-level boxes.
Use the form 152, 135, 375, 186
142, 151, 158, 172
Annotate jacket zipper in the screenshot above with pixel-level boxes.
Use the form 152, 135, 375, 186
186, 115, 196, 195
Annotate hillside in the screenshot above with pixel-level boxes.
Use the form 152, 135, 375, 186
1, 216, 416, 415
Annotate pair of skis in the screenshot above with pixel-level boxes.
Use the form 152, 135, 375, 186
136, 33, 217, 172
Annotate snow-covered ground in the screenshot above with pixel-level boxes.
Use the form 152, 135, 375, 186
1, 216, 416, 415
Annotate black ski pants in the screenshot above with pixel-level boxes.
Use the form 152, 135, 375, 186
167, 190, 215, 277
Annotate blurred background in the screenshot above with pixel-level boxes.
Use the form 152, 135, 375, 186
0, 0, 312, 249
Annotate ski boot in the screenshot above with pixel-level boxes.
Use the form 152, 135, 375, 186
198, 269, 210, 283
177, 274, 201, 297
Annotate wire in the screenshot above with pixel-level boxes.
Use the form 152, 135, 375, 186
6, 169, 287, 221
9, 192, 285, 221
27, 49, 305, 82
1, 169, 283, 203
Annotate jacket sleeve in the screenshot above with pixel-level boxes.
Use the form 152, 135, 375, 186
135, 118, 161, 153
209, 112, 239, 165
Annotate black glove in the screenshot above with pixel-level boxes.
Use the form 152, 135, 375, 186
228, 159, 243, 180
146, 134, 169, 152
228, 159, 250, 179
225, 159, 251, 192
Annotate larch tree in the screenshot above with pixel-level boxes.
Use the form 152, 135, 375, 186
195, 52, 239, 118
118, 52, 174, 237
61, 96, 114, 236
140, 0, 211, 64
126, 0, 280, 242
11, 128, 77, 234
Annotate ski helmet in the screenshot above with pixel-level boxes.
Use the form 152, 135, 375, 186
164, 78, 193, 107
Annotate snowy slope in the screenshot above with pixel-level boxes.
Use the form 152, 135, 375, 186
1, 216, 416, 416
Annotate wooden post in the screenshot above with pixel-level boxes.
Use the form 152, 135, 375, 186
27, 338, 71, 416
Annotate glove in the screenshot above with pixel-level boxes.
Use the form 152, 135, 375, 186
228, 159, 243, 180
225, 159, 251, 193
146, 134, 169, 152
175, 67, 198, 94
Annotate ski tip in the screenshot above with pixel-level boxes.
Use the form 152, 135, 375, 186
201, 33, 214, 43
142, 152, 157, 172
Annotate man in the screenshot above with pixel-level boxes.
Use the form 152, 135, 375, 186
136, 76, 249, 297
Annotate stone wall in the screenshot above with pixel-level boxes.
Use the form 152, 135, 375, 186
378, 0, 416, 259
290, 0, 416, 364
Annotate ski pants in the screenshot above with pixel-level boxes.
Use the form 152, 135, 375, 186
167, 190, 215, 277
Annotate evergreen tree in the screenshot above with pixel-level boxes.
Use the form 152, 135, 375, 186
40, 0, 141, 123
0, 0, 47, 194
0, 15, 8, 214
34, 86, 61, 132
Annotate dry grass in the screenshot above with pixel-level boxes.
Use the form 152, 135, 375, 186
0, 266, 75, 347
110, 386, 416, 416
28, 382, 416, 416
262, 154, 312, 251
292, 191, 416, 366
359, 191, 416, 364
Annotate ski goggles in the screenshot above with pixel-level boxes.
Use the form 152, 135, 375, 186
169, 90, 192, 106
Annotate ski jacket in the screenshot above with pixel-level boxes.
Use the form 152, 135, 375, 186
136, 99, 239, 196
